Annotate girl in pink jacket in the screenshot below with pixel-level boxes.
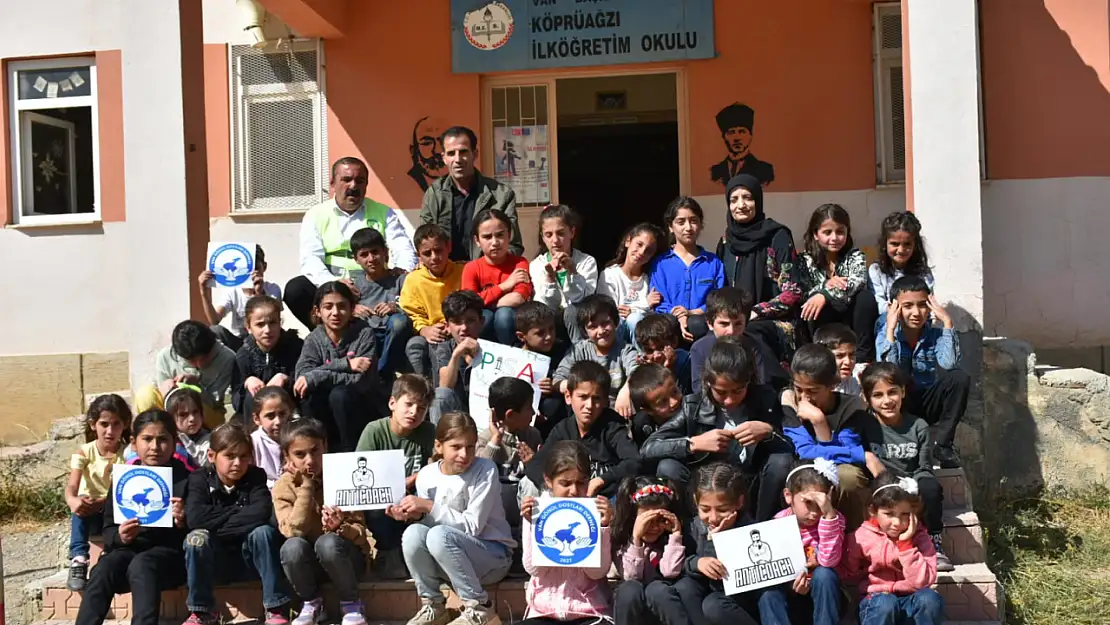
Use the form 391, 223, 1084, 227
762, 458, 845, 625
611, 477, 686, 625
519, 441, 613, 625
839, 472, 944, 625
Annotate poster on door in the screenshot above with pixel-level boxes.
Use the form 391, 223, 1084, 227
493, 125, 550, 204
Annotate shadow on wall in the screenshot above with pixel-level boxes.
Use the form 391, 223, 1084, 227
980, 0, 1110, 346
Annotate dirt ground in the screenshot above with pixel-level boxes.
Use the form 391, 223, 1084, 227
2, 521, 68, 625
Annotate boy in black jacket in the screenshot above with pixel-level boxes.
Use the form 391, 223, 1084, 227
627, 363, 683, 448
525, 361, 641, 499
183, 426, 292, 625
230, 294, 303, 419
76, 411, 190, 625
515, 301, 569, 437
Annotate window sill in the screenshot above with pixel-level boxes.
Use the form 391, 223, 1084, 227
6, 217, 103, 231
226, 208, 307, 223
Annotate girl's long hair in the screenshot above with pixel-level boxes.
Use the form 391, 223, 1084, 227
85, 393, 133, 444
431, 412, 479, 461
662, 196, 704, 247
611, 476, 682, 553
536, 204, 582, 256
803, 203, 854, 271
876, 211, 930, 277
608, 222, 665, 268
693, 462, 747, 509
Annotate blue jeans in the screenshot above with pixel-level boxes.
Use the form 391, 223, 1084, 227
481, 307, 517, 345
402, 524, 512, 605
620, 310, 647, 349
70, 511, 104, 559
858, 589, 945, 625
280, 534, 364, 602
757, 566, 841, 625
184, 526, 292, 613
375, 312, 412, 375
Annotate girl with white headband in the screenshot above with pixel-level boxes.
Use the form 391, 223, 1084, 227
759, 458, 845, 625
839, 472, 944, 625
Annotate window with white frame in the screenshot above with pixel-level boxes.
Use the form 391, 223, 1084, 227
230, 39, 328, 212
7, 58, 99, 224
873, 3, 905, 184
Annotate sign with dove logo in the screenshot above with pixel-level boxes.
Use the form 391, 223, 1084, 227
112, 465, 173, 528
207, 241, 256, 288
532, 497, 601, 567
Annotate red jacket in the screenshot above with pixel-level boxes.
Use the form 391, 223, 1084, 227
838, 518, 937, 596
461, 254, 533, 307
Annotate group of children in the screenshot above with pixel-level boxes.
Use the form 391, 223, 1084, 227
64, 192, 970, 625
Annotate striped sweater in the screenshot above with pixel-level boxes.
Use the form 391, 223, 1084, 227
774, 508, 846, 568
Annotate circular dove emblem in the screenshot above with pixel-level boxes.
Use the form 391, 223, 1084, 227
115, 467, 171, 525
208, 243, 255, 288
534, 500, 599, 565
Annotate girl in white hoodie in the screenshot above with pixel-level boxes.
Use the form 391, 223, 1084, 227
529, 204, 598, 343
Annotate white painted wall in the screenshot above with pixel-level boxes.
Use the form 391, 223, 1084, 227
0, 0, 122, 57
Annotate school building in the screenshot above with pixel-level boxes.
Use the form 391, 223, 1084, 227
0, 0, 1107, 441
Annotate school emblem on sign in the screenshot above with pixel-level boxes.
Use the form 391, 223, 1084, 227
114, 467, 171, 526
463, 2, 514, 50
208, 243, 254, 288
535, 499, 600, 565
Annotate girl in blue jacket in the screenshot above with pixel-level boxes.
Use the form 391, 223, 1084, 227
650, 197, 725, 344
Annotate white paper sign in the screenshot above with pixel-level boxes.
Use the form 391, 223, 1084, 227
468, 340, 551, 429
712, 515, 808, 595
206, 241, 256, 288
322, 450, 406, 511
112, 465, 174, 527
530, 497, 602, 568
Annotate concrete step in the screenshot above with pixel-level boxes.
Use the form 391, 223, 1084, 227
39, 563, 1002, 623
936, 467, 974, 510
942, 506, 986, 565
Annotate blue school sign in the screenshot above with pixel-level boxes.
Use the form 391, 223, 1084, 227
451, 0, 716, 73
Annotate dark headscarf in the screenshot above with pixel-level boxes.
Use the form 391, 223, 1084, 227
722, 174, 787, 303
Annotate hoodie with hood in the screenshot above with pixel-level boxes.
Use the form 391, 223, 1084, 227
839, 518, 938, 596
781, 389, 870, 466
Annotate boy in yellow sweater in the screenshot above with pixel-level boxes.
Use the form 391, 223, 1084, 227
401, 224, 464, 378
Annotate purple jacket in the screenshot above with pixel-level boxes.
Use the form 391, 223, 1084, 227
615, 533, 685, 582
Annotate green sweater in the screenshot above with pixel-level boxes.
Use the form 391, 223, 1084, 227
355, 418, 435, 476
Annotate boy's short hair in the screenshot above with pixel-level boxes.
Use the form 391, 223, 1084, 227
706, 287, 753, 322
442, 290, 484, 322
350, 228, 387, 255
635, 314, 681, 349
889, 275, 931, 301
413, 223, 450, 248
790, 344, 840, 387
566, 360, 612, 398
576, 294, 619, 332
172, 320, 217, 360
489, 377, 533, 422
392, 373, 433, 404
515, 301, 557, 333
812, 323, 858, 350
628, 363, 676, 411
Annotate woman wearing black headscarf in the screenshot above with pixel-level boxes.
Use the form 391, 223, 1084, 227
715, 174, 804, 361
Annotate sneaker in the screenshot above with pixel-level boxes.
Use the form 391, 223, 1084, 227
448, 602, 500, 625
373, 548, 410, 580
292, 598, 325, 625
340, 601, 367, 625
934, 445, 962, 469
67, 556, 88, 592
265, 607, 291, 625
931, 532, 955, 572
406, 600, 451, 625
182, 612, 220, 625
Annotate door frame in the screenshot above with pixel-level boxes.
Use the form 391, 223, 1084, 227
479, 65, 691, 206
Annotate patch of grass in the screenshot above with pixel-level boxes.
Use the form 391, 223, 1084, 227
0, 461, 69, 524
988, 486, 1110, 625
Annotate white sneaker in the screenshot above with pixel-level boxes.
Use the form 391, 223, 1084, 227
448, 602, 500, 625
406, 601, 450, 625
292, 598, 325, 625
340, 601, 367, 625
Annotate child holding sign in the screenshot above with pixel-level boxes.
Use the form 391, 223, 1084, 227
391, 413, 515, 625
274, 419, 374, 625
611, 477, 686, 625
761, 459, 845, 625
519, 440, 613, 625
75, 410, 188, 625
674, 463, 759, 625
839, 472, 943, 625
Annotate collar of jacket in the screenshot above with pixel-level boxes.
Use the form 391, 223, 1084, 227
434, 170, 495, 203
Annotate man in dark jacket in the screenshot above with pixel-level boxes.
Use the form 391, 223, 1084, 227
419, 126, 523, 261
642, 384, 794, 521
183, 454, 291, 624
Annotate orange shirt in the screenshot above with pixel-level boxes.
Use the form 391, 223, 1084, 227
461, 254, 533, 307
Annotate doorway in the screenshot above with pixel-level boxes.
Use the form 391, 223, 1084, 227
554, 74, 680, 262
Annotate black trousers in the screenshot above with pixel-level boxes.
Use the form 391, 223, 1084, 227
614, 579, 688, 625
75, 547, 186, 625
301, 383, 378, 452
918, 473, 944, 535
284, 275, 319, 330
806, 285, 879, 363
656, 451, 792, 522
906, 368, 971, 448
674, 576, 758, 625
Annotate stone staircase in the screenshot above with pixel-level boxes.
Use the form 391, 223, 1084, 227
28, 468, 1002, 625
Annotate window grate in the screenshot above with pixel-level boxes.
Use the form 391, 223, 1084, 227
230, 40, 328, 212
889, 66, 906, 172
880, 13, 902, 51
